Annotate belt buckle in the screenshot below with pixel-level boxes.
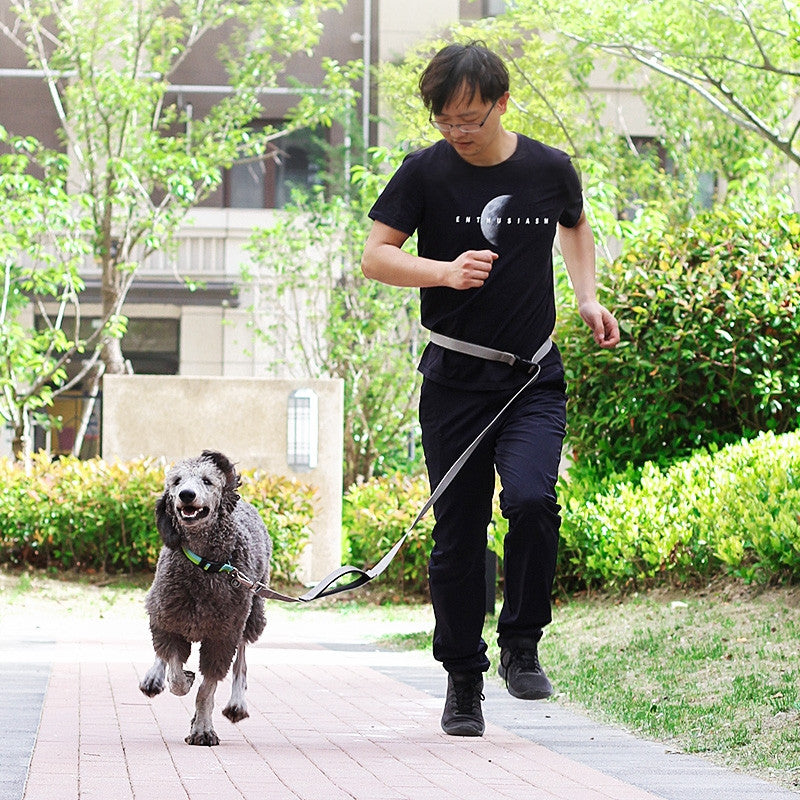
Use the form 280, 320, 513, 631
513, 355, 539, 376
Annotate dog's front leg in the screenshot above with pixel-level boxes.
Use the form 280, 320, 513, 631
223, 642, 249, 723
185, 676, 219, 746
148, 627, 194, 696
166, 653, 195, 696
140, 657, 167, 697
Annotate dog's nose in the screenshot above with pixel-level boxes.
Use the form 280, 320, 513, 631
179, 489, 196, 504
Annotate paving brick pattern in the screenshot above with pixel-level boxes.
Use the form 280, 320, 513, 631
3, 612, 798, 800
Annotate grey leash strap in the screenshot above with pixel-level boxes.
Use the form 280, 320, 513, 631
236, 336, 551, 603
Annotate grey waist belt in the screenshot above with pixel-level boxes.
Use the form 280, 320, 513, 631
429, 331, 552, 375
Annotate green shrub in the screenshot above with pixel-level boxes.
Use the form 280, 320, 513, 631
558, 429, 800, 590
558, 203, 800, 473
342, 473, 508, 595
0, 454, 314, 582
238, 468, 315, 584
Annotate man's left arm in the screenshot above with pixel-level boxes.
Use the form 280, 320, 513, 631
558, 212, 620, 349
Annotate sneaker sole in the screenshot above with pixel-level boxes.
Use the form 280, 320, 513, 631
505, 684, 553, 701
498, 665, 553, 700
441, 720, 485, 736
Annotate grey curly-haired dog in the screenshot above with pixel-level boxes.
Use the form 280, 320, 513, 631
139, 450, 272, 746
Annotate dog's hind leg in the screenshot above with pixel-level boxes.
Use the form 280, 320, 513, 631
186, 675, 220, 746
166, 654, 195, 696
185, 638, 236, 745
222, 642, 249, 723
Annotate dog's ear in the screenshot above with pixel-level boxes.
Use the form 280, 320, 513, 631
201, 450, 241, 514
155, 492, 182, 549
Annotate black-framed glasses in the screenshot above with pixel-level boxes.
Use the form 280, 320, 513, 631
430, 99, 498, 134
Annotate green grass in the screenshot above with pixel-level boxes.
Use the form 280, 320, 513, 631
507, 585, 800, 791
370, 582, 800, 792
2, 570, 799, 791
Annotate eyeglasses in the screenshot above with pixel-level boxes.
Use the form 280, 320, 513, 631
430, 99, 498, 134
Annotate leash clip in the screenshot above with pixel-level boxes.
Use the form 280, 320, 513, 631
512, 356, 542, 377
228, 567, 250, 590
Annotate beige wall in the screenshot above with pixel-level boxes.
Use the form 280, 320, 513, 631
377, 0, 460, 62
102, 375, 344, 585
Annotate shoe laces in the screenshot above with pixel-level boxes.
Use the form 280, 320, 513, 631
452, 676, 484, 714
503, 647, 542, 674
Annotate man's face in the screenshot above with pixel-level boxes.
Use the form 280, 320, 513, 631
431, 88, 509, 165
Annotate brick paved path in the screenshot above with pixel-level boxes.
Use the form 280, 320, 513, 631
2, 604, 797, 800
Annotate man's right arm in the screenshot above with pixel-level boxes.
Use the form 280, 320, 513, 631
361, 220, 496, 290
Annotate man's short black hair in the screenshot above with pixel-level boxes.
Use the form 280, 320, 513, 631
419, 41, 509, 116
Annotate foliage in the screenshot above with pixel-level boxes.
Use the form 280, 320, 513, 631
243, 149, 424, 487
528, 0, 800, 170
0, 0, 348, 380
0, 455, 314, 582
237, 468, 316, 584
558, 196, 800, 472
0, 127, 101, 457
557, 429, 800, 591
376, 11, 729, 255
342, 430, 800, 595
342, 473, 508, 596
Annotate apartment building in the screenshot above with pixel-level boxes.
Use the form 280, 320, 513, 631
0, 0, 653, 457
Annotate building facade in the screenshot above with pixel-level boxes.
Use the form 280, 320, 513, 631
0, 0, 654, 458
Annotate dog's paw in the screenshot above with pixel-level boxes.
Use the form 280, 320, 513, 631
139, 675, 165, 697
222, 703, 249, 724
169, 669, 195, 697
185, 729, 219, 746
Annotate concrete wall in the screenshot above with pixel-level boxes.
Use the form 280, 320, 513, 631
101, 375, 344, 585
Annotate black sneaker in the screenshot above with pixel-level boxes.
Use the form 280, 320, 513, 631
441, 672, 485, 736
498, 646, 553, 700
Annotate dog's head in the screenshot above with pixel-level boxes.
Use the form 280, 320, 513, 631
155, 450, 241, 549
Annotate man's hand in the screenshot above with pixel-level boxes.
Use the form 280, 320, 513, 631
446, 250, 498, 290
579, 300, 620, 348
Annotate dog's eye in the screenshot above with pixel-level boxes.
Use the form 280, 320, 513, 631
202, 477, 213, 486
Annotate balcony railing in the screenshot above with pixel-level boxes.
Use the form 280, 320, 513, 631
94, 207, 281, 281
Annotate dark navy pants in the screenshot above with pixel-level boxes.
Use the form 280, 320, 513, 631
419, 368, 567, 675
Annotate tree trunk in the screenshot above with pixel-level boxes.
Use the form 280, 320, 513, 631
11, 411, 32, 469
100, 252, 129, 374
11, 424, 26, 460
71, 362, 105, 458
101, 337, 127, 374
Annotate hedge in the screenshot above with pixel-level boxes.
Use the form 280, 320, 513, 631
0, 454, 315, 583
342, 430, 800, 595
557, 203, 800, 473
3, 430, 797, 595
342, 473, 509, 596
558, 429, 800, 590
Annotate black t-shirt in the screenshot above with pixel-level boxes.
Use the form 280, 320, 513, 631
368, 134, 582, 390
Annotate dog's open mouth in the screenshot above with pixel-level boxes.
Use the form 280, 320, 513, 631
178, 505, 210, 523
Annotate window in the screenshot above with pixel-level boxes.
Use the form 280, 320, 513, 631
32, 316, 179, 457
121, 318, 180, 375
225, 123, 324, 209
37, 316, 180, 377
484, 0, 507, 14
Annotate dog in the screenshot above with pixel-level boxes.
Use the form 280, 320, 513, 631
139, 450, 272, 746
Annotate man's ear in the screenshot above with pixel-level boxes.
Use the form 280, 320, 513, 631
496, 90, 510, 115
156, 492, 181, 549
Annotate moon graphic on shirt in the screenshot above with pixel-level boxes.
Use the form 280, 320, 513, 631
480, 194, 512, 246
